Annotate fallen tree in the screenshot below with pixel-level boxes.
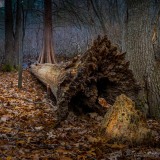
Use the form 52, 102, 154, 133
30, 35, 140, 125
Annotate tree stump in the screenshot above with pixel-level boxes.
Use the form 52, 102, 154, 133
101, 94, 153, 145
30, 35, 140, 125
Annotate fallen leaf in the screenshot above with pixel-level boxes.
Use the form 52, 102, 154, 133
98, 97, 111, 109
16, 140, 26, 145
87, 136, 101, 143
6, 156, 12, 160
1, 115, 10, 122
89, 112, 98, 119
87, 148, 96, 156
33, 154, 39, 160
106, 143, 127, 149
61, 156, 73, 160
35, 126, 44, 131
56, 148, 71, 155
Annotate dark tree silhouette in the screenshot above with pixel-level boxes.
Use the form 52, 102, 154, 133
5, 0, 14, 67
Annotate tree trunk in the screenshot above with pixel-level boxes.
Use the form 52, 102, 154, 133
38, 0, 56, 64
31, 35, 140, 125
125, 0, 160, 119
15, 0, 23, 67
15, 0, 23, 88
5, 0, 14, 67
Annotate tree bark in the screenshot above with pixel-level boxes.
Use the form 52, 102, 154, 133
31, 35, 140, 125
89, 0, 107, 34
125, 0, 160, 119
15, 0, 23, 88
5, 0, 14, 67
38, 0, 56, 64
15, 0, 23, 67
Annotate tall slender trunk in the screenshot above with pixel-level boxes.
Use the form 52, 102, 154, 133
5, 0, 14, 67
38, 0, 56, 64
126, 0, 160, 118
15, 0, 22, 67
14, 0, 23, 88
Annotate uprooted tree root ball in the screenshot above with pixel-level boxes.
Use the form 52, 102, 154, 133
30, 35, 140, 125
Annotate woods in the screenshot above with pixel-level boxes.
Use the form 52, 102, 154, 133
0, 0, 160, 159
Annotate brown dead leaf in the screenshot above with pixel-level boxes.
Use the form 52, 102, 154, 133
89, 112, 98, 119
77, 155, 86, 160
6, 156, 12, 160
87, 135, 101, 143
106, 142, 127, 149
87, 148, 96, 156
56, 148, 71, 155
33, 154, 39, 160
61, 156, 73, 160
1, 115, 10, 122
98, 97, 111, 109
0, 96, 5, 102
16, 140, 26, 146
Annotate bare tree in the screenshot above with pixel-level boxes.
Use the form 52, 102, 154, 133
14, 0, 23, 88
5, 0, 15, 67
38, 0, 56, 64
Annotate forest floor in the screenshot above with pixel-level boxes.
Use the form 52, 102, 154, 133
0, 70, 160, 160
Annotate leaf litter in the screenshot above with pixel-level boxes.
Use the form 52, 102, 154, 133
0, 70, 160, 159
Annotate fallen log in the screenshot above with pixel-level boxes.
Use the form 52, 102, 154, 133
30, 35, 140, 125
